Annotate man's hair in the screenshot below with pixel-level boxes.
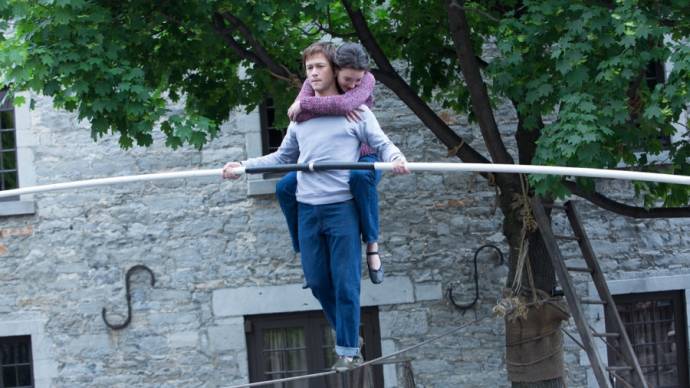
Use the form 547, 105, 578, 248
302, 42, 336, 66
334, 42, 370, 71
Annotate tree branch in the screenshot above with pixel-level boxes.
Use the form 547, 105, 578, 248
341, 0, 490, 165
211, 13, 263, 65
212, 12, 302, 89
318, 7, 358, 38
564, 180, 690, 218
454, 3, 500, 23
219, 12, 302, 88
446, 0, 515, 166
314, 20, 358, 38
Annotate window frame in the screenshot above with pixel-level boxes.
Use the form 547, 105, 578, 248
243, 102, 284, 196
0, 90, 19, 201
0, 91, 35, 217
606, 290, 689, 388
245, 307, 384, 388
0, 335, 34, 388
256, 98, 289, 182
259, 98, 287, 157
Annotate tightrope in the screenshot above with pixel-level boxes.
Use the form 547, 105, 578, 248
2, 162, 690, 199
225, 315, 491, 388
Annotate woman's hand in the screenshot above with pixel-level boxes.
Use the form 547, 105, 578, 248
345, 107, 364, 122
287, 100, 301, 121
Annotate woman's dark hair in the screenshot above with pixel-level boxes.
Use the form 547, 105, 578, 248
334, 42, 370, 71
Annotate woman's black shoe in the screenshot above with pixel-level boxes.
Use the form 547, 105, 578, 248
366, 251, 384, 284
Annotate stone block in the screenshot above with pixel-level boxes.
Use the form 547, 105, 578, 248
414, 283, 442, 302
213, 277, 415, 317
379, 310, 429, 338
169, 331, 198, 348
208, 319, 246, 352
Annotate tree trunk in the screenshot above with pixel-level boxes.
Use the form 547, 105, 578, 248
502, 193, 567, 387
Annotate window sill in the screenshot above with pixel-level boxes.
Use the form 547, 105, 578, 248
247, 177, 281, 196
0, 200, 36, 217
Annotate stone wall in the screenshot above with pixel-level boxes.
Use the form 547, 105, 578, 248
0, 88, 688, 388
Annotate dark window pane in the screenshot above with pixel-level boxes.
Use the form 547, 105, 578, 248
262, 327, 306, 375
267, 106, 275, 128
263, 328, 285, 350
0, 90, 11, 110
1, 172, 20, 195
2, 170, 19, 191
1, 343, 9, 364
3, 366, 17, 386
2, 151, 17, 171
16, 342, 29, 364
260, 97, 286, 156
284, 328, 304, 349
285, 349, 307, 371
1, 342, 15, 364
321, 324, 336, 368
646, 61, 665, 90
609, 291, 688, 388
1, 130, 16, 150
267, 129, 284, 152
0, 110, 14, 130
16, 365, 31, 386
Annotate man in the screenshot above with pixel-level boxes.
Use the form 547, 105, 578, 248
279, 42, 387, 286
222, 42, 408, 370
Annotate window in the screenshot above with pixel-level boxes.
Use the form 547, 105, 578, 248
0, 89, 35, 216
0, 335, 33, 388
645, 60, 665, 91
645, 60, 672, 149
0, 90, 18, 202
246, 308, 383, 388
244, 97, 288, 195
259, 98, 287, 156
606, 291, 689, 388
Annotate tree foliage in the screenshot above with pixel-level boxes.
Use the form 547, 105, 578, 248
490, 0, 690, 206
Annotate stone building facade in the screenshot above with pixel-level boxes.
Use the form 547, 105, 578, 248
0, 84, 689, 388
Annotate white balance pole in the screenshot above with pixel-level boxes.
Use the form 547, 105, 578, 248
0, 163, 689, 200
0, 169, 224, 199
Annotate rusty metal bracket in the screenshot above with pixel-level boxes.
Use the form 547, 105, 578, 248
102, 265, 155, 330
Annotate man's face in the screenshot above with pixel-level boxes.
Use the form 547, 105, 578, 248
336, 68, 366, 92
305, 53, 335, 94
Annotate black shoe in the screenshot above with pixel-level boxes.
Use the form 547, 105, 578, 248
366, 251, 384, 284
302, 279, 309, 289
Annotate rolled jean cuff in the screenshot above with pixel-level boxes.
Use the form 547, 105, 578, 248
335, 345, 360, 357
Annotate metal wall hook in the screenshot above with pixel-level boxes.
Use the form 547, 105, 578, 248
448, 244, 504, 312
102, 265, 155, 330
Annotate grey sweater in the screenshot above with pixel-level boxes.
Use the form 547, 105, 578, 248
243, 106, 404, 205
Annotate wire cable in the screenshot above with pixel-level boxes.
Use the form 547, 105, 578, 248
226, 315, 490, 388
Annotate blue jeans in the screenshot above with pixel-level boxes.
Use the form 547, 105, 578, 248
298, 200, 361, 357
275, 154, 382, 252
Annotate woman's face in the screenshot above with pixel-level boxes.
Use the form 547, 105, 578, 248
336, 68, 366, 92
